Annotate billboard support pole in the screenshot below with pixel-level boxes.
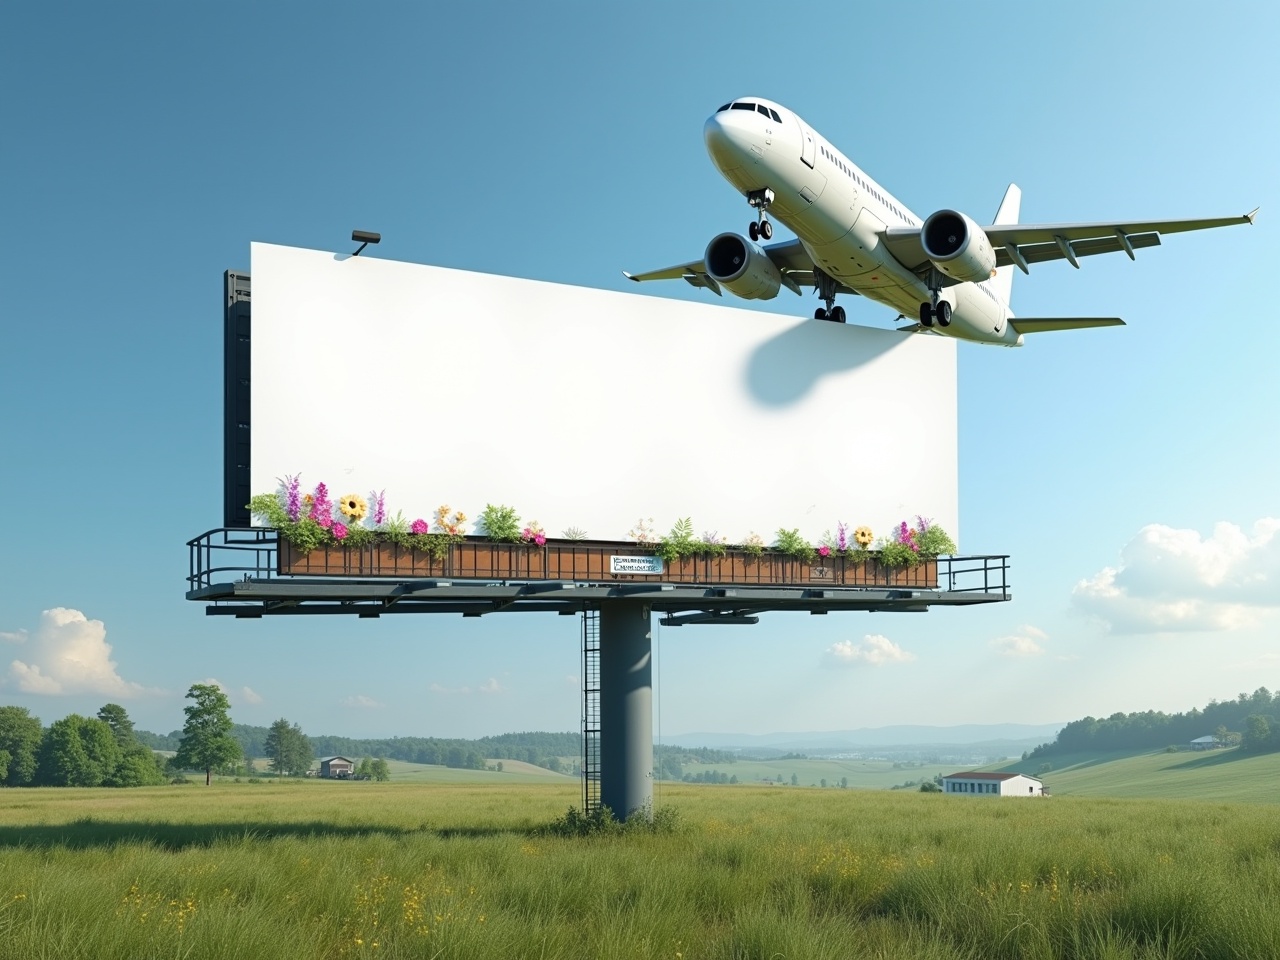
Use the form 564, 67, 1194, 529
599, 599, 653, 820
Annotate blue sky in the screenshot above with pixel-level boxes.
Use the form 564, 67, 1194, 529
1, 2, 1276, 741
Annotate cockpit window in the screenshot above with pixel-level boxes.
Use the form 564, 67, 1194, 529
768, 108, 782, 123
730, 101, 756, 111
717, 103, 731, 113
756, 104, 769, 117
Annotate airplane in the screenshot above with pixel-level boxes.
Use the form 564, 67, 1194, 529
625, 96, 1257, 347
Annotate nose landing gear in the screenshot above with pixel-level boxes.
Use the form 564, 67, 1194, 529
747, 188, 775, 242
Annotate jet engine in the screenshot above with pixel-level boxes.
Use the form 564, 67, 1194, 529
921, 210, 997, 283
704, 232, 782, 300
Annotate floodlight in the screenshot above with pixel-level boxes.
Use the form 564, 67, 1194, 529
351, 230, 381, 256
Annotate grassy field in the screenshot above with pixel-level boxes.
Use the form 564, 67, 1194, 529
2, 781, 1279, 959
675, 757, 958, 789
995, 747, 1280, 803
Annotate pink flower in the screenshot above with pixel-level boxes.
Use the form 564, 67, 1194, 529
534, 533, 546, 546
411, 518, 429, 535
332, 522, 348, 540
318, 516, 333, 529
818, 544, 832, 557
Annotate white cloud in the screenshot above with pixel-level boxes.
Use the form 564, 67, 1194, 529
992, 625, 1047, 657
825, 634, 915, 666
8, 608, 155, 697
0, 628, 28, 644
1073, 519, 1280, 633
479, 677, 504, 694
240, 686, 264, 705
340, 694, 384, 708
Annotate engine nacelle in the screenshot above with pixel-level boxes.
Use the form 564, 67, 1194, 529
921, 210, 997, 283
704, 232, 782, 300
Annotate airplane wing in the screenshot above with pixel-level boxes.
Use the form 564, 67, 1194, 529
881, 209, 1257, 277
624, 238, 860, 297
1009, 317, 1125, 334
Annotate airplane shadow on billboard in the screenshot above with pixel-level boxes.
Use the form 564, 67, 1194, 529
745, 320, 909, 407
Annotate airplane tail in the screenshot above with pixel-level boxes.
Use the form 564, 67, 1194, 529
990, 184, 1020, 305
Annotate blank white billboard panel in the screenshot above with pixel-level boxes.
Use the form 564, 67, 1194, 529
250, 243, 958, 546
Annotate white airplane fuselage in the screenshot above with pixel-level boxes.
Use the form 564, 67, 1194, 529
704, 97, 1023, 346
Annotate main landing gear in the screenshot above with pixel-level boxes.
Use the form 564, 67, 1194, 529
746, 187, 774, 242
918, 269, 952, 328
813, 269, 846, 323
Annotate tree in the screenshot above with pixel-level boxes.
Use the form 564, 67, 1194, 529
38, 715, 121, 786
264, 718, 312, 776
820, 778, 828, 788
840, 777, 849, 789
173, 683, 240, 785
0, 706, 43, 786
371, 757, 390, 781
1242, 715, 1273, 753
109, 743, 167, 787
790, 773, 799, 786
919, 781, 941, 793
96, 703, 136, 747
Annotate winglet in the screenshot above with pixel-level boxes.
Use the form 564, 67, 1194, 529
1245, 207, 1260, 224
622, 271, 641, 282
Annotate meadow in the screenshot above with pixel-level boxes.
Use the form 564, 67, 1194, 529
2, 780, 1278, 959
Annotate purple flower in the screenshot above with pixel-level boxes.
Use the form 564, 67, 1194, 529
372, 490, 386, 526
282, 474, 301, 522
318, 516, 333, 530
836, 521, 849, 553
916, 515, 930, 534
818, 544, 832, 557
310, 482, 331, 523
332, 522, 348, 540
411, 518, 429, 535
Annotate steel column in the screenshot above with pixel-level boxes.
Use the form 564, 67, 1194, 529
598, 599, 653, 819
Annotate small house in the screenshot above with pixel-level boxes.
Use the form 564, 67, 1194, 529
1190, 736, 1220, 751
941, 771, 1044, 796
319, 756, 355, 779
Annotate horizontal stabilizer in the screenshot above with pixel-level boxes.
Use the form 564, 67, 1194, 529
1009, 317, 1125, 334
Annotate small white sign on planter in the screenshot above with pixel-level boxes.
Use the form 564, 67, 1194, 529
610, 556, 664, 575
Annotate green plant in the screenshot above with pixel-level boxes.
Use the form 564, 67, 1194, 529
480, 503, 522, 543
740, 532, 766, 557
405, 531, 456, 561
658, 517, 699, 563
774, 528, 815, 562
878, 540, 920, 568
381, 511, 410, 548
562, 526, 588, 541
915, 521, 957, 558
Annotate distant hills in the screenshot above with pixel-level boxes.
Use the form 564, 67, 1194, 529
663, 723, 1064, 752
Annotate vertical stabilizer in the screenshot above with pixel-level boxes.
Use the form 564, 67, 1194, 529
990, 183, 1020, 305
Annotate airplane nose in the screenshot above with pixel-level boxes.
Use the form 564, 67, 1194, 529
704, 112, 747, 168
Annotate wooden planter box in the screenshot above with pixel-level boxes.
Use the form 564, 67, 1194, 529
277, 536, 939, 589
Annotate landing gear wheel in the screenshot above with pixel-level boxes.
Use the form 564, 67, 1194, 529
759, 220, 773, 240
919, 302, 935, 328
936, 300, 952, 327
830, 305, 846, 323
748, 222, 759, 242
814, 308, 828, 320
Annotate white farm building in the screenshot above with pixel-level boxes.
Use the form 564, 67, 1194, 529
941, 772, 1045, 796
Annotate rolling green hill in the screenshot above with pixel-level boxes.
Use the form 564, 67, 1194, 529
995, 746, 1280, 802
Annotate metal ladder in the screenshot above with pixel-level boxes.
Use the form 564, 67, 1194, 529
581, 608, 601, 815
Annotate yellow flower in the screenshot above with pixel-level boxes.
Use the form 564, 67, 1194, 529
854, 526, 874, 547
339, 494, 368, 521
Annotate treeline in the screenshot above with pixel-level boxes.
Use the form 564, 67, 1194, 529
654, 744, 740, 781
1029, 688, 1280, 758
0, 704, 166, 787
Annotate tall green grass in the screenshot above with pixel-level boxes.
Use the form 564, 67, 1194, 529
1, 782, 1278, 959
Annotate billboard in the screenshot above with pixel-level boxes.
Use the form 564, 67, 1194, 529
250, 242, 958, 547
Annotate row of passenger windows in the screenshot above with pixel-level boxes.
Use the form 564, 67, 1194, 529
819, 144, 916, 225
717, 101, 783, 124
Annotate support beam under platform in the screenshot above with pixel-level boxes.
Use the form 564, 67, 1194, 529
599, 600, 653, 820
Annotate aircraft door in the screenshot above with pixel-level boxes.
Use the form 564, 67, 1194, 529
800, 124, 816, 169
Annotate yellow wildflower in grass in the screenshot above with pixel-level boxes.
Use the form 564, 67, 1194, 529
339, 494, 368, 521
